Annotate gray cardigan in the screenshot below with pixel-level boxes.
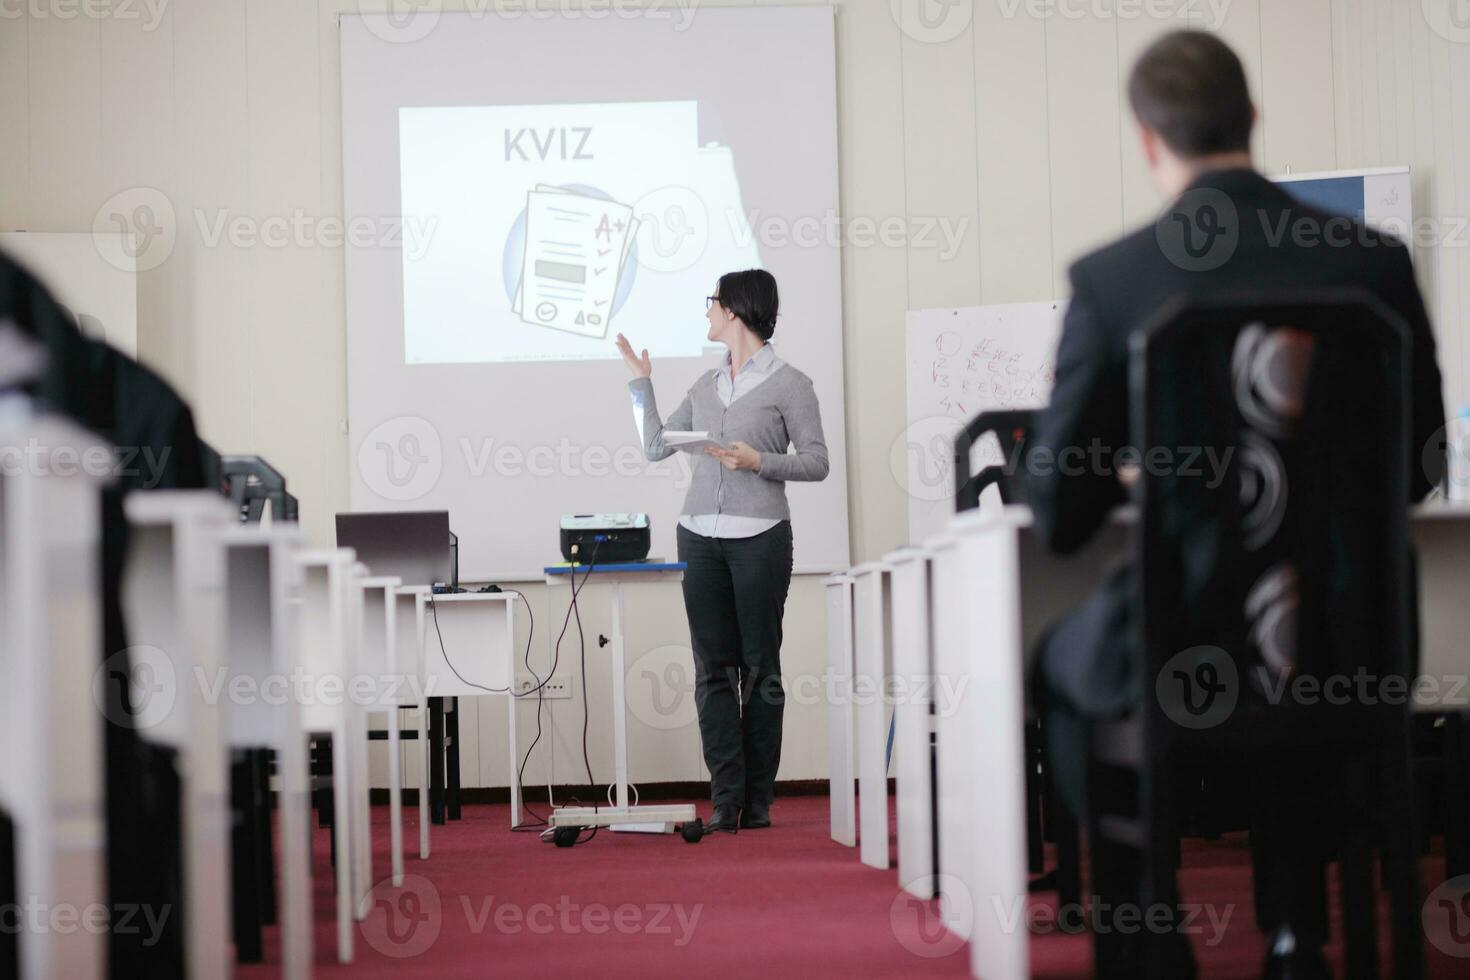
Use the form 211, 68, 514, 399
629, 365, 830, 520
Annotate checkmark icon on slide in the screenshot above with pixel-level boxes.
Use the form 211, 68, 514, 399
594, 299, 608, 307
593, 267, 607, 276
598, 248, 612, 257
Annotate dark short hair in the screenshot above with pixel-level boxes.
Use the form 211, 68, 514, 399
1128, 31, 1253, 159
715, 269, 779, 341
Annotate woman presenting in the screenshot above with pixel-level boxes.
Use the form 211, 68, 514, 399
616, 269, 830, 833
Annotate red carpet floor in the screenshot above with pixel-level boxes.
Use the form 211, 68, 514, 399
237, 795, 1466, 978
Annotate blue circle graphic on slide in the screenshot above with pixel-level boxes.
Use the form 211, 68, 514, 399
501, 184, 640, 321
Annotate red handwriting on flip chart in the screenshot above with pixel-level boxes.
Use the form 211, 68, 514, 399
927, 333, 1055, 418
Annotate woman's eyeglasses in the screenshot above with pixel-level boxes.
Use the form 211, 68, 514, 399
705, 296, 720, 311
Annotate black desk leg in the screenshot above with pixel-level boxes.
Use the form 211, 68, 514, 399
255, 750, 277, 926
429, 698, 447, 825
447, 697, 463, 820
1447, 712, 1470, 878
230, 753, 263, 964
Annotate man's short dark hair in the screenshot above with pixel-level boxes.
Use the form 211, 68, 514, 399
716, 269, 779, 341
1128, 30, 1253, 159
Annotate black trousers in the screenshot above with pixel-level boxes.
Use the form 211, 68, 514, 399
677, 521, 793, 810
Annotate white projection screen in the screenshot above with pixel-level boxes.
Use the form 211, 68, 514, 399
339, 6, 848, 580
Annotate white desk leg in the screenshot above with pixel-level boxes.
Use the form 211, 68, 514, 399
388, 706, 403, 885
417, 600, 431, 859
352, 707, 372, 919
611, 582, 629, 809
333, 732, 354, 962
508, 595, 522, 828
279, 726, 313, 980
826, 578, 857, 846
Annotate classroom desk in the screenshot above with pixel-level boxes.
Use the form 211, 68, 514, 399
121, 491, 237, 980
0, 419, 109, 980
294, 547, 363, 962
928, 500, 1470, 980
417, 591, 520, 825
217, 525, 312, 980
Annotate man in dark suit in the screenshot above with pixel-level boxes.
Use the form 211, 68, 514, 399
1026, 30, 1445, 979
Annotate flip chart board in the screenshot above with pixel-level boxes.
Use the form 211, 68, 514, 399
901, 301, 1065, 543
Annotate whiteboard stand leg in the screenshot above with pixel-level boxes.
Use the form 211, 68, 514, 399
611, 582, 629, 810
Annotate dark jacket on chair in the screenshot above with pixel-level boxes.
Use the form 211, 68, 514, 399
1026, 167, 1446, 718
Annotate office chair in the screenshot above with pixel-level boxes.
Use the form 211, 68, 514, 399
1086, 290, 1423, 978
953, 409, 1035, 511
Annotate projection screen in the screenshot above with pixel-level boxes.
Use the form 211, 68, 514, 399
339, 6, 848, 580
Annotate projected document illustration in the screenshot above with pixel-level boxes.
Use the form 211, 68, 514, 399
399, 100, 760, 364
510, 185, 640, 339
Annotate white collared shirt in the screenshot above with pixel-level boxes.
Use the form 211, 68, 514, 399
679, 343, 785, 539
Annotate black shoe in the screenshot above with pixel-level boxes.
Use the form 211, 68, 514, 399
706, 804, 740, 834
740, 801, 770, 829
1261, 930, 1330, 980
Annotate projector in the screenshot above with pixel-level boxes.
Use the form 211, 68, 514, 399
559, 513, 651, 563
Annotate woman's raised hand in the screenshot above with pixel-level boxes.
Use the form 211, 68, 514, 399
615, 333, 653, 379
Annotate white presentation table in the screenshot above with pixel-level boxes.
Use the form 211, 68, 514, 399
543, 562, 697, 833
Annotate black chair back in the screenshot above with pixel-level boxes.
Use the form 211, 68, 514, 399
953, 409, 1035, 512
1131, 289, 1411, 744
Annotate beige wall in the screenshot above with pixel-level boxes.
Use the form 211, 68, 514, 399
5, 0, 1467, 790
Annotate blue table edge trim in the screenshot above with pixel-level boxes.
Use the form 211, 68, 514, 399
543, 561, 688, 575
